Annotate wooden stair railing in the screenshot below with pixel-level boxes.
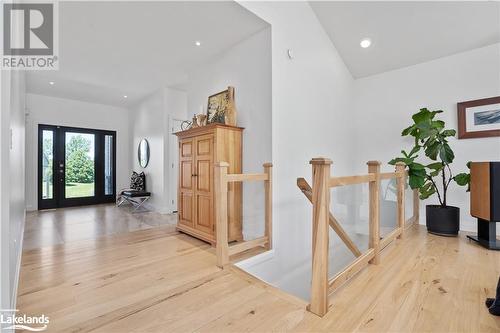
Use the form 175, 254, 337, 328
215, 162, 272, 268
297, 178, 362, 257
304, 158, 419, 317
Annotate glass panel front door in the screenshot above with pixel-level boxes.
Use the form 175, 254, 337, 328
38, 125, 116, 209
104, 135, 114, 196
65, 132, 96, 198
41, 130, 54, 200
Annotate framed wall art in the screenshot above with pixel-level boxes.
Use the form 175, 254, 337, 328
206, 86, 236, 126
457, 96, 500, 139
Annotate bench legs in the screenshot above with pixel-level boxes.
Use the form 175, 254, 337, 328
117, 196, 150, 213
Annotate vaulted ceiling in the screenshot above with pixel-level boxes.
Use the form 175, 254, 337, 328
310, 1, 500, 78
27, 1, 268, 106
28, 1, 500, 106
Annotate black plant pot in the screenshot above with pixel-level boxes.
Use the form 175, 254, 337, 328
426, 205, 460, 237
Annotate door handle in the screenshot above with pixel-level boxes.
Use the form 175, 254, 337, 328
192, 174, 198, 177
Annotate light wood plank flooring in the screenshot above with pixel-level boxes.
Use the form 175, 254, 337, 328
23, 204, 177, 249
18, 207, 500, 332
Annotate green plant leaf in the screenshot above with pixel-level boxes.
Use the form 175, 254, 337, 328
439, 143, 455, 164
402, 125, 415, 136
389, 157, 405, 165
410, 162, 425, 170
430, 169, 441, 177
442, 129, 456, 137
409, 174, 426, 189
421, 181, 433, 191
426, 162, 442, 170
431, 120, 445, 130
425, 141, 440, 160
409, 167, 427, 178
412, 108, 432, 124
454, 173, 470, 186
408, 145, 421, 157
419, 184, 436, 200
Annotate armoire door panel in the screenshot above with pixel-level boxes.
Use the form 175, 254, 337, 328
181, 140, 192, 158
196, 137, 212, 156
180, 161, 192, 189
179, 192, 194, 227
196, 160, 211, 193
195, 194, 213, 234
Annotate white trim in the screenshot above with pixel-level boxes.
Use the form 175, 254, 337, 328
168, 116, 184, 214
10, 212, 25, 311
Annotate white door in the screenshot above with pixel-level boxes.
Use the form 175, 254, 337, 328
170, 119, 184, 212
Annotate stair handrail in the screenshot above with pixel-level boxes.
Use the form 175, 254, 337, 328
215, 162, 273, 268
305, 158, 419, 317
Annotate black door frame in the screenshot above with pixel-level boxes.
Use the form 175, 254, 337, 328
38, 124, 117, 209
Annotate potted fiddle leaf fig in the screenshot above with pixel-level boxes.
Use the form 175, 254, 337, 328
389, 108, 470, 236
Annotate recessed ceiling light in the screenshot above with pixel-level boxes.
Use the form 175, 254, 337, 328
360, 38, 372, 48
123, 95, 128, 99
49, 81, 55, 85
195, 41, 201, 46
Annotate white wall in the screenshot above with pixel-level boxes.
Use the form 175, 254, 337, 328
25, 93, 131, 210
129, 90, 167, 212
186, 26, 272, 240
164, 88, 188, 212
352, 43, 500, 233
129, 88, 187, 213
235, 1, 356, 299
0, 70, 26, 314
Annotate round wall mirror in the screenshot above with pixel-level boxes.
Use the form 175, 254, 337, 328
138, 139, 150, 168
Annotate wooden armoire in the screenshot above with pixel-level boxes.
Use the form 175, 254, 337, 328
175, 124, 243, 245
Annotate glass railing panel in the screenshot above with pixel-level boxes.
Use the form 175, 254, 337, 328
328, 182, 369, 279
241, 181, 265, 241
380, 177, 398, 238
405, 177, 415, 224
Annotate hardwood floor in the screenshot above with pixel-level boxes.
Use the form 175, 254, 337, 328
23, 204, 177, 249
18, 207, 500, 332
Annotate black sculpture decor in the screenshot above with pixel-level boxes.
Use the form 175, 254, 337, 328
485, 277, 500, 316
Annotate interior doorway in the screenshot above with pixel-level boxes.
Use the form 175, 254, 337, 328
38, 124, 116, 209
169, 118, 184, 213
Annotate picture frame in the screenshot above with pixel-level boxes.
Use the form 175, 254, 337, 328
206, 86, 236, 126
457, 96, 500, 139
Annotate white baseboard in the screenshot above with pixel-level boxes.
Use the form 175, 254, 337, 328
11, 211, 26, 310
134, 201, 172, 215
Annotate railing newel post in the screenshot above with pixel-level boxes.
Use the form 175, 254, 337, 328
263, 163, 273, 250
395, 162, 406, 238
367, 161, 381, 265
215, 161, 229, 268
413, 188, 420, 224
309, 157, 332, 317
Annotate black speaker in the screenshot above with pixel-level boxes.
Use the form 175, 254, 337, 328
490, 162, 500, 221
467, 162, 500, 250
